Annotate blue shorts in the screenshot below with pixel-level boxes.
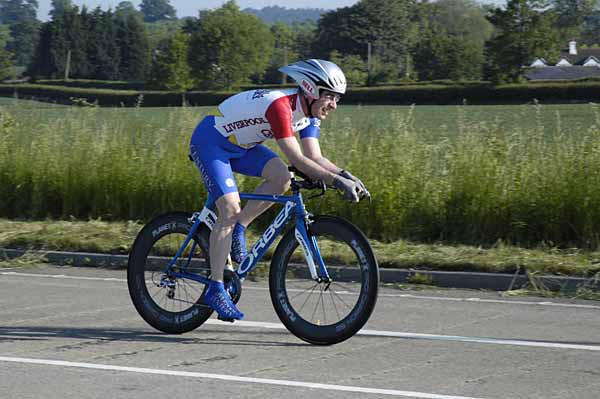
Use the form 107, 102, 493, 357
189, 116, 279, 200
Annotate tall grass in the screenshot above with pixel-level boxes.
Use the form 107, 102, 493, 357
1, 102, 600, 247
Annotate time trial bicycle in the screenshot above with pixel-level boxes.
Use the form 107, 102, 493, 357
127, 167, 379, 345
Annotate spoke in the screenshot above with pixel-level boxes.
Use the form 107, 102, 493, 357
331, 281, 357, 294
179, 278, 202, 306
310, 291, 320, 323
297, 283, 319, 314
310, 284, 327, 324
289, 281, 320, 301
178, 279, 191, 304
320, 285, 327, 324
329, 287, 354, 310
165, 296, 197, 306
329, 288, 342, 321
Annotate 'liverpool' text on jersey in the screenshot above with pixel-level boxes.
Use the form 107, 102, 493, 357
222, 117, 268, 133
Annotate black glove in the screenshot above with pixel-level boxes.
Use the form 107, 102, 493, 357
339, 170, 369, 198
333, 175, 361, 203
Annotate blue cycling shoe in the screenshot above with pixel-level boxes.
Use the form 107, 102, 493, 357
202, 281, 244, 322
231, 223, 248, 264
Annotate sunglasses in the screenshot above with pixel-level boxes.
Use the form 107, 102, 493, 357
321, 92, 341, 103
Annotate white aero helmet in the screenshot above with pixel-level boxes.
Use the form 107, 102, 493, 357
279, 59, 347, 100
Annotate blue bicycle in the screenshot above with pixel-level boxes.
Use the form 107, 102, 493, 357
127, 167, 379, 345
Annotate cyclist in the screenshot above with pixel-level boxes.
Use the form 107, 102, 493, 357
189, 59, 369, 321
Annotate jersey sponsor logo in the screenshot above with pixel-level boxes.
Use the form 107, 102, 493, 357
261, 129, 274, 138
252, 89, 271, 99
300, 79, 314, 95
222, 117, 268, 133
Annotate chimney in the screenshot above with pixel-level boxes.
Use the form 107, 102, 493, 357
569, 41, 577, 55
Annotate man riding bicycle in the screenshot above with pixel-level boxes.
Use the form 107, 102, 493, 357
189, 59, 369, 321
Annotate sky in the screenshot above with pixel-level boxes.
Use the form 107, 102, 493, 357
36, 0, 504, 21
36, 0, 358, 21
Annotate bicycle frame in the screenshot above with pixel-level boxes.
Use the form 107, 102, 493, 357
165, 190, 330, 285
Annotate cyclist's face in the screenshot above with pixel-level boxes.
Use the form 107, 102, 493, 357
311, 91, 340, 120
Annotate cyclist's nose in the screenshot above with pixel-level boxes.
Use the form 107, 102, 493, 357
329, 100, 337, 110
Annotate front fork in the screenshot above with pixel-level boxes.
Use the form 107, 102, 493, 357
294, 213, 331, 286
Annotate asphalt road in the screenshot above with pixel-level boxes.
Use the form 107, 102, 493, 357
1, 264, 599, 399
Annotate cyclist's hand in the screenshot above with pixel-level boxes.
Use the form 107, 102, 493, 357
333, 176, 360, 203
339, 170, 370, 199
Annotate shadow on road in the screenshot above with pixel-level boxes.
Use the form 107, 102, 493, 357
0, 326, 308, 347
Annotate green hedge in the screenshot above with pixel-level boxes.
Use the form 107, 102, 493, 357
34, 79, 147, 91
0, 84, 235, 106
2, 82, 600, 106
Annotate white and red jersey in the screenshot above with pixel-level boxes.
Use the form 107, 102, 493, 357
213, 88, 313, 148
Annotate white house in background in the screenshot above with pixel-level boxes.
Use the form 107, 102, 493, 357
525, 41, 600, 80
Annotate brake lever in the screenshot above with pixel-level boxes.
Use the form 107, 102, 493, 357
306, 180, 327, 200
360, 188, 372, 205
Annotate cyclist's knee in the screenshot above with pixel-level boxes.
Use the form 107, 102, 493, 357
216, 195, 242, 226
263, 158, 291, 192
272, 172, 291, 192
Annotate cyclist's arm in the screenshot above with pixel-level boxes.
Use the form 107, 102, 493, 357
300, 137, 342, 175
276, 137, 338, 185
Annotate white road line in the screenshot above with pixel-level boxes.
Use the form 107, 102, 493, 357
377, 294, 600, 309
2, 271, 600, 310
0, 356, 484, 399
204, 320, 600, 352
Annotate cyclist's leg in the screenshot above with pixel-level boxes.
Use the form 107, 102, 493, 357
210, 193, 241, 282
190, 123, 243, 281
203, 192, 244, 320
233, 146, 291, 227
189, 118, 245, 319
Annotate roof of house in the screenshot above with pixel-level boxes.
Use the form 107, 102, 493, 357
560, 48, 600, 65
525, 66, 600, 81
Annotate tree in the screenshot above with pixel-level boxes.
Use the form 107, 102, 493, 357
116, 1, 140, 17
86, 8, 120, 80
188, 1, 273, 89
140, 0, 176, 23
413, 24, 484, 81
428, 0, 493, 46
581, 11, 600, 46
263, 22, 296, 83
6, 19, 40, 67
115, 11, 150, 81
27, 22, 52, 78
149, 31, 193, 92
411, 0, 491, 81
290, 20, 316, 59
484, 0, 561, 83
49, 0, 73, 19
145, 19, 184, 52
330, 50, 367, 85
360, 0, 418, 68
313, 5, 367, 59
0, 0, 37, 24
313, 0, 418, 82
551, 0, 596, 41
0, 25, 13, 80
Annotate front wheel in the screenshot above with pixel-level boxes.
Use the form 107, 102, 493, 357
269, 216, 379, 345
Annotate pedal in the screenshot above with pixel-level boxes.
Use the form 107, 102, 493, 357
217, 315, 235, 323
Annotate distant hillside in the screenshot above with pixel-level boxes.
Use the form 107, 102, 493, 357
243, 6, 325, 25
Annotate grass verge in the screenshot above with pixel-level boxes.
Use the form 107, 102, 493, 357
2, 218, 600, 277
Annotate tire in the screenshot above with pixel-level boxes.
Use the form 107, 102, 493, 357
127, 212, 213, 334
269, 216, 379, 345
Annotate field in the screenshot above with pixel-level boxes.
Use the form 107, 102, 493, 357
1, 99, 600, 247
